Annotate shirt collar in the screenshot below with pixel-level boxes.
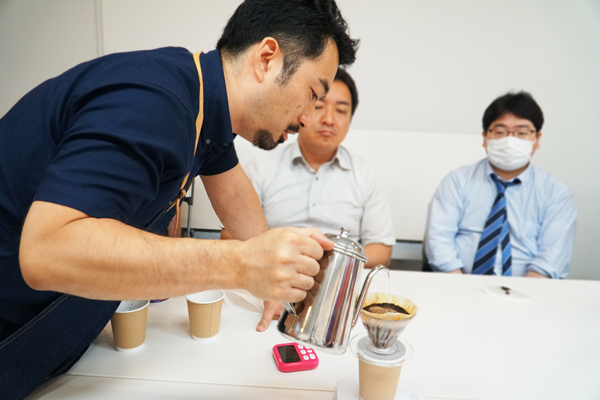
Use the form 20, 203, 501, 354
198, 49, 235, 145
291, 140, 304, 163
484, 159, 532, 185
290, 141, 352, 171
335, 145, 352, 170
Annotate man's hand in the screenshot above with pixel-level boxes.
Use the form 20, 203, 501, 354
448, 268, 463, 274
237, 227, 334, 303
256, 301, 284, 332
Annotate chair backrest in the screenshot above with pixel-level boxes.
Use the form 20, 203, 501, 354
422, 202, 434, 272
421, 245, 433, 272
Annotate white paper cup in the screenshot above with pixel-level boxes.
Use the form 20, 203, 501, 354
186, 290, 225, 340
111, 300, 150, 352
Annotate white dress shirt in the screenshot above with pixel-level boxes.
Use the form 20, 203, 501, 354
244, 141, 396, 246
425, 158, 577, 278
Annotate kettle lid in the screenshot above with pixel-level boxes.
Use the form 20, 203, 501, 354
326, 228, 368, 263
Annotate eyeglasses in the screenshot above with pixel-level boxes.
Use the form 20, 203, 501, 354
487, 127, 536, 140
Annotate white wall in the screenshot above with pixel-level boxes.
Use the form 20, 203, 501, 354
1, 0, 599, 280
187, 130, 485, 241
0, 0, 100, 114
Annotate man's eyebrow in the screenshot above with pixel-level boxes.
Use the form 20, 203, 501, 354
319, 78, 330, 98
491, 123, 533, 129
336, 100, 350, 106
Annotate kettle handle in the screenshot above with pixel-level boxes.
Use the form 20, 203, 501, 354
352, 265, 389, 327
283, 302, 297, 316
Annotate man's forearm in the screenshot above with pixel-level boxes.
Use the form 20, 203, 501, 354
201, 164, 268, 240
21, 201, 333, 304
525, 270, 550, 279
364, 243, 392, 268
20, 201, 242, 300
220, 228, 233, 240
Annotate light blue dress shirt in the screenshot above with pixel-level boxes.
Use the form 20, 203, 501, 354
425, 159, 577, 278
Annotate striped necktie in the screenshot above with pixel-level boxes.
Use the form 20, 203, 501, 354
472, 174, 521, 276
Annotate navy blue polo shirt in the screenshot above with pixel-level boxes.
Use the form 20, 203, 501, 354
0, 48, 238, 339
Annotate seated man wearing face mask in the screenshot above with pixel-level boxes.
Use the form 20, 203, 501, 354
425, 91, 576, 278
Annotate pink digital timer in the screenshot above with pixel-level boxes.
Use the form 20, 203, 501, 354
272, 343, 319, 372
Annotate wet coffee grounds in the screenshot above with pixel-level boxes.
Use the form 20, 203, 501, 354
363, 302, 409, 315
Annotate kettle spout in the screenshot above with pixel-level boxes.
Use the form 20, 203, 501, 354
352, 265, 389, 327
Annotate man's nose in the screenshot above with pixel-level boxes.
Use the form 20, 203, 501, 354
298, 105, 315, 128
322, 106, 334, 126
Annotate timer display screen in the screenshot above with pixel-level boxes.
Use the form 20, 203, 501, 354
277, 345, 301, 363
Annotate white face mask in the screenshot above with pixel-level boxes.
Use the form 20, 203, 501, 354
485, 136, 535, 171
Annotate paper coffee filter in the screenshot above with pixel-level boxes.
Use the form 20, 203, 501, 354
361, 292, 418, 321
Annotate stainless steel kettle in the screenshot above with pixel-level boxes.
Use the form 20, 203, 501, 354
277, 228, 388, 355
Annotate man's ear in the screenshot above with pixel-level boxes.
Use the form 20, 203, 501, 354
482, 131, 487, 150
532, 131, 542, 154
253, 37, 282, 83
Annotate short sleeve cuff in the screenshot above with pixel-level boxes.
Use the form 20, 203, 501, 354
199, 148, 239, 176
361, 235, 396, 247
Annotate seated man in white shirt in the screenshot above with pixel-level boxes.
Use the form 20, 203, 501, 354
425, 91, 576, 278
222, 68, 396, 329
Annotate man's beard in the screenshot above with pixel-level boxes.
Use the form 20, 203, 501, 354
252, 124, 299, 150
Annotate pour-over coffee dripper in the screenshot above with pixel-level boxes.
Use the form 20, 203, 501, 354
359, 292, 418, 354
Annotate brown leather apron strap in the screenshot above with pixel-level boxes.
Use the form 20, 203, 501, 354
168, 51, 205, 234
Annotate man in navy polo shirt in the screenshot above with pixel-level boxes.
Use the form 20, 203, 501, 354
0, 0, 358, 397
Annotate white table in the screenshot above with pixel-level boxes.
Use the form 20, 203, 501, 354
27, 271, 600, 400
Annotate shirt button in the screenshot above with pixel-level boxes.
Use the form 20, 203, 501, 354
315, 177, 319, 181
312, 203, 316, 207
205, 139, 211, 144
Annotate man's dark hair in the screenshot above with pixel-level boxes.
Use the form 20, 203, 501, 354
482, 91, 544, 132
334, 68, 358, 116
217, 0, 359, 84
